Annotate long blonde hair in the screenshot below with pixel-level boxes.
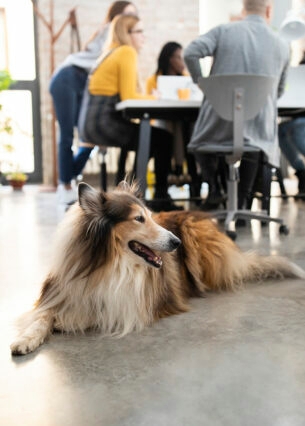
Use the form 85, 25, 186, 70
95, 14, 142, 91
103, 14, 140, 53
84, 2, 135, 50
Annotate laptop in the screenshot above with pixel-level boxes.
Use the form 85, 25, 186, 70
157, 75, 202, 100
277, 65, 305, 108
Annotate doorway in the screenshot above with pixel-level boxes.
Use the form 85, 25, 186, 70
0, 0, 42, 182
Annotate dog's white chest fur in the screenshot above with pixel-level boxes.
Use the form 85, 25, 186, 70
53, 256, 153, 336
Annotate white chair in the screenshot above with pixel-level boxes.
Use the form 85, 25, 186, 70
188, 74, 289, 240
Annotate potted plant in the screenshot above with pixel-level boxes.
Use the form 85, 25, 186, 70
0, 70, 28, 190
5, 171, 28, 190
0, 70, 13, 184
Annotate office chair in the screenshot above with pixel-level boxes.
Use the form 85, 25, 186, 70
78, 78, 132, 192
188, 74, 289, 240
98, 146, 131, 192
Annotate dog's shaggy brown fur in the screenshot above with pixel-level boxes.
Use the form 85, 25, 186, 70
10, 182, 305, 355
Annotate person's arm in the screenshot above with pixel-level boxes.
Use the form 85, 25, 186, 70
145, 75, 157, 95
84, 24, 109, 54
278, 44, 291, 98
184, 26, 221, 83
278, 61, 289, 98
118, 46, 155, 100
67, 26, 110, 72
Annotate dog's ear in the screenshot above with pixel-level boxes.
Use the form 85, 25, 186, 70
117, 179, 143, 199
130, 181, 143, 199
117, 180, 131, 192
78, 182, 107, 212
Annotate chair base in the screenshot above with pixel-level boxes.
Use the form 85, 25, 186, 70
208, 208, 289, 240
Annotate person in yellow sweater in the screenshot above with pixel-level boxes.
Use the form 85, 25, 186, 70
80, 14, 181, 211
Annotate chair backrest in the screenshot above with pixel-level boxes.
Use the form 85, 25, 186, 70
198, 74, 276, 157
78, 77, 90, 142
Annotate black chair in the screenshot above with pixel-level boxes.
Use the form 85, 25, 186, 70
78, 78, 133, 192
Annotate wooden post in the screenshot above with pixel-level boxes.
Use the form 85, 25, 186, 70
49, 0, 57, 187
31, 0, 80, 188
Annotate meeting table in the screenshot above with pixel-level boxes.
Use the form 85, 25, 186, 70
116, 97, 305, 196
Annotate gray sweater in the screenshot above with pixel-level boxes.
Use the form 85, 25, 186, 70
184, 14, 290, 167
54, 25, 109, 74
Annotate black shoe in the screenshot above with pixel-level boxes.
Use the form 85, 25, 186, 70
295, 170, 305, 200
147, 193, 184, 212
200, 193, 227, 211
150, 200, 184, 212
295, 193, 305, 201
296, 170, 305, 192
235, 218, 246, 227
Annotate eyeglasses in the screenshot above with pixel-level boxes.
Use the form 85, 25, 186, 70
129, 29, 144, 34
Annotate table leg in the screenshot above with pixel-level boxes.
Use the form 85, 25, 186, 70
136, 116, 151, 194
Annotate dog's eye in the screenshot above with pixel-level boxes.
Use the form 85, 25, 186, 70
134, 215, 145, 223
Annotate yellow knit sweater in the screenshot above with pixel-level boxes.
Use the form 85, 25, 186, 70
89, 44, 155, 101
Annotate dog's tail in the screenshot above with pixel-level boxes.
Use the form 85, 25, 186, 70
212, 250, 305, 292
178, 214, 305, 292
242, 251, 305, 283
187, 245, 305, 293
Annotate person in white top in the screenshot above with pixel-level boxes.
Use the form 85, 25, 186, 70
49, 1, 137, 205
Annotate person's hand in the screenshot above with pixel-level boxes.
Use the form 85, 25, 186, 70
151, 89, 161, 99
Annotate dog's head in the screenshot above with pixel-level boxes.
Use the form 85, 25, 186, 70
77, 182, 181, 273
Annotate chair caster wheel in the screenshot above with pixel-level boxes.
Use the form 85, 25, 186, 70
279, 224, 289, 235
226, 230, 237, 240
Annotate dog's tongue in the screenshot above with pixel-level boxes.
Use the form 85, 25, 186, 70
128, 241, 162, 268
142, 247, 162, 268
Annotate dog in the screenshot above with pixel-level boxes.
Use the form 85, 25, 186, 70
10, 181, 305, 355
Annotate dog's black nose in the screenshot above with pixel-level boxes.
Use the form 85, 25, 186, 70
170, 236, 181, 250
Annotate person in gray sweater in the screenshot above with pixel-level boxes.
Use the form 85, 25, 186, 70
184, 0, 290, 211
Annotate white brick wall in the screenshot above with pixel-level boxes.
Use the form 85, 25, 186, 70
36, 0, 199, 184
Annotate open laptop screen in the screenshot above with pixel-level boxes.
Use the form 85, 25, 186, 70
277, 65, 305, 108
157, 75, 202, 100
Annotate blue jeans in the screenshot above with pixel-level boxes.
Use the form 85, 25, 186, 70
278, 118, 305, 172
50, 65, 93, 184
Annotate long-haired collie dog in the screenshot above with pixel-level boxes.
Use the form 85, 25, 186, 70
11, 182, 305, 355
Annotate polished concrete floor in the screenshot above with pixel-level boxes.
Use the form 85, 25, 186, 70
1, 180, 305, 426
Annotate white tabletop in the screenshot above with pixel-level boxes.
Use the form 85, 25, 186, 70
277, 98, 305, 108
116, 99, 201, 110
116, 98, 304, 111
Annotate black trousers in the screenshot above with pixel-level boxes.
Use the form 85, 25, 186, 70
196, 152, 261, 208
238, 152, 260, 208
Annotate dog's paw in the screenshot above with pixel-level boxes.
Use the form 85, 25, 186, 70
10, 336, 43, 356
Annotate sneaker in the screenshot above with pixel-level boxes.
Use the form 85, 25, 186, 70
57, 185, 77, 205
